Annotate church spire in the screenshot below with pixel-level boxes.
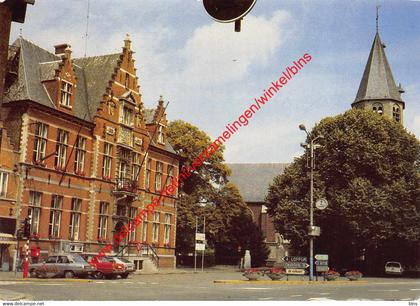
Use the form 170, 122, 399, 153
351, 11, 405, 124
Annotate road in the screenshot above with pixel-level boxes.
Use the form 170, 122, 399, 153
0, 271, 419, 301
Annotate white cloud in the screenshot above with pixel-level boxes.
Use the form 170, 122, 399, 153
180, 11, 292, 85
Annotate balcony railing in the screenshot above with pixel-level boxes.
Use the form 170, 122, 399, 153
115, 178, 137, 193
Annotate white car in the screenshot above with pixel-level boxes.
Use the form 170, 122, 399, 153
385, 261, 403, 275
108, 257, 135, 278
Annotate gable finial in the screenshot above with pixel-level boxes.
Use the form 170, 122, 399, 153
376, 4, 381, 33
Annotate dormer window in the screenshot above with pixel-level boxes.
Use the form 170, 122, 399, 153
157, 125, 165, 144
60, 81, 73, 108
121, 106, 133, 126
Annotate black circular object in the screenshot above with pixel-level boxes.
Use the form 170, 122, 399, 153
203, 0, 257, 23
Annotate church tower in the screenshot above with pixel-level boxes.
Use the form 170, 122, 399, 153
351, 12, 405, 125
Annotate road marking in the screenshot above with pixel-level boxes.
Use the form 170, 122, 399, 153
137, 281, 146, 284
124, 281, 133, 284
319, 293, 331, 295
401, 298, 412, 301
290, 295, 303, 297
259, 297, 273, 300
95, 281, 105, 284
151, 282, 159, 285
409, 289, 420, 291
234, 287, 272, 290
111, 281, 118, 284
369, 289, 399, 292
37, 283, 66, 286
307, 298, 334, 301
0, 281, 32, 285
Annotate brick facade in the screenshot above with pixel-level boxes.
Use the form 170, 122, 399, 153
0, 35, 180, 270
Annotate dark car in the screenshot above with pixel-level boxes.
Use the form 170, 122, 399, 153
29, 254, 94, 278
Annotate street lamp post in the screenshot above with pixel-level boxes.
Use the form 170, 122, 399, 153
299, 124, 323, 281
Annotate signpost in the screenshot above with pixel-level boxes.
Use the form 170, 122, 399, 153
283, 256, 307, 263
284, 262, 309, 269
315, 254, 328, 260
286, 268, 305, 275
194, 217, 206, 272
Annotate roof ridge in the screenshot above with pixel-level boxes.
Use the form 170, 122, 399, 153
73, 53, 121, 61
17, 36, 58, 58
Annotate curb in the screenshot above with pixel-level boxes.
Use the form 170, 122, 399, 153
214, 280, 369, 285
0, 278, 93, 283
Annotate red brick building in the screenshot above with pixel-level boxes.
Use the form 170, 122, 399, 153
0, 35, 180, 271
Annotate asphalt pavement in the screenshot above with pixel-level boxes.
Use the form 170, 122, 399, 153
0, 270, 419, 301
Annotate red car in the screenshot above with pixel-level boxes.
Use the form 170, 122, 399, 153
82, 255, 125, 279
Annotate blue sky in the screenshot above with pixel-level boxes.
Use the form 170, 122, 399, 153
11, 0, 420, 163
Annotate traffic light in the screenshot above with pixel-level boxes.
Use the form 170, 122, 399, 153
21, 217, 31, 238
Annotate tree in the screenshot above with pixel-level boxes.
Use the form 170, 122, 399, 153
168, 121, 268, 265
266, 109, 420, 274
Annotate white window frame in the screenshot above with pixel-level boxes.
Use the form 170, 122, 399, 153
74, 136, 86, 174
141, 221, 148, 242
164, 213, 171, 244
98, 202, 109, 239
0, 172, 8, 197
145, 159, 151, 189
102, 143, 113, 179
152, 212, 160, 243
129, 207, 137, 241
33, 122, 48, 163
49, 195, 63, 237
132, 153, 141, 181
55, 129, 69, 170
60, 80, 73, 107
155, 162, 163, 191
69, 198, 82, 240
28, 191, 42, 235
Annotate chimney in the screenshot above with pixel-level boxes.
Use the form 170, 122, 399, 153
54, 43, 71, 58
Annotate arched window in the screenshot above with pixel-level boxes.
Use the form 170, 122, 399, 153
372, 103, 383, 115
392, 105, 401, 122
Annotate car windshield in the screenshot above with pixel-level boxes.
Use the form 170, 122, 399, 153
386, 262, 401, 268
117, 258, 131, 263
72, 255, 87, 264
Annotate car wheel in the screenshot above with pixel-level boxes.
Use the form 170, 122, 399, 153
94, 271, 104, 279
64, 271, 75, 279
29, 269, 38, 278
121, 273, 129, 279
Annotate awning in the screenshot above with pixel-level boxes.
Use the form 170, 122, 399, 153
0, 233, 17, 245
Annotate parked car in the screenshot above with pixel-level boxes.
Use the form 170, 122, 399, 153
385, 261, 404, 276
29, 254, 94, 278
83, 255, 125, 279
108, 257, 135, 278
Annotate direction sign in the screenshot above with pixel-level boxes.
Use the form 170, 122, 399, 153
315, 254, 329, 260
286, 268, 305, 275
284, 262, 309, 269
195, 243, 205, 251
316, 198, 328, 210
203, 0, 257, 23
195, 233, 205, 241
316, 265, 329, 272
283, 256, 307, 263
315, 260, 328, 266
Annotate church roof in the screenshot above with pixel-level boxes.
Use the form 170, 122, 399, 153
353, 32, 403, 105
227, 163, 289, 203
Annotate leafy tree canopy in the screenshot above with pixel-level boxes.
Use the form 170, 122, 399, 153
266, 109, 420, 272
168, 120, 269, 265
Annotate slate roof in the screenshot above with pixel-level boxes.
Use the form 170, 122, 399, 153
353, 32, 403, 105
227, 163, 289, 203
4, 37, 177, 154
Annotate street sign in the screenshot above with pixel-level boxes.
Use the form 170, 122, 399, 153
316, 265, 329, 272
195, 233, 205, 241
284, 262, 309, 269
316, 198, 328, 210
283, 256, 307, 262
203, 0, 257, 23
195, 243, 205, 251
315, 260, 328, 266
308, 226, 321, 236
315, 254, 329, 260
286, 268, 305, 275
